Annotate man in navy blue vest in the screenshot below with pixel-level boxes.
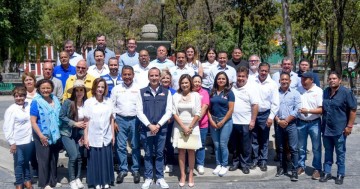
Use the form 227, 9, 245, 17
136, 67, 172, 189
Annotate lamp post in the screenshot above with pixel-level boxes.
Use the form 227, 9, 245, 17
160, 0, 165, 40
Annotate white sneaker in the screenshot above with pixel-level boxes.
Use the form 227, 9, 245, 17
164, 164, 173, 173
218, 166, 228, 177
75, 178, 84, 189
104, 184, 110, 189
212, 165, 222, 175
44, 185, 53, 189
197, 165, 205, 175
142, 179, 153, 189
156, 178, 169, 189
55, 182, 62, 187
70, 180, 78, 189
95, 185, 101, 189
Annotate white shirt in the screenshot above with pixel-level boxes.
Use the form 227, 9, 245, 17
150, 58, 175, 71
133, 63, 153, 89
201, 61, 219, 89
248, 69, 259, 81
169, 66, 195, 90
297, 84, 323, 120
232, 81, 260, 124
111, 82, 140, 117
136, 87, 173, 127
84, 97, 113, 147
56, 52, 83, 67
254, 75, 280, 119
272, 71, 299, 90
208, 65, 237, 87
87, 64, 110, 78
3, 102, 32, 145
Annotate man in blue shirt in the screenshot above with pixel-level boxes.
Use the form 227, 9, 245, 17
119, 38, 139, 70
101, 57, 122, 97
86, 34, 116, 67
274, 72, 301, 181
150, 46, 175, 71
320, 71, 357, 185
53, 51, 76, 88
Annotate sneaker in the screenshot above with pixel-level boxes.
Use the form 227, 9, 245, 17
70, 180, 78, 189
164, 164, 173, 173
212, 165, 222, 175
55, 182, 62, 187
104, 184, 110, 189
197, 165, 205, 175
312, 170, 321, 180
44, 186, 53, 189
75, 178, 84, 189
218, 166, 228, 177
142, 179, 153, 189
297, 167, 305, 175
95, 185, 101, 189
156, 178, 169, 189
290, 171, 298, 181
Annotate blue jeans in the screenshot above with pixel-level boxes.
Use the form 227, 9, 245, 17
275, 122, 299, 171
196, 127, 208, 166
297, 118, 322, 171
140, 126, 167, 179
115, 115, 140, 173
14, 142, 33, 185
323, 134, 347, 176
210, 118, 233, 167
252, 110, 270, 164
61, 135, 82, 181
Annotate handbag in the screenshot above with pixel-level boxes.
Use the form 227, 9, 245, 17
177, 132, 200, 150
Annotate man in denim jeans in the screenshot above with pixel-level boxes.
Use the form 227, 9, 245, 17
297, 72, 323, 180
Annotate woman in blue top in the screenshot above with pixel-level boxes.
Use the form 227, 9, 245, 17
208, 71, 235, 177
30, 79, 61, 189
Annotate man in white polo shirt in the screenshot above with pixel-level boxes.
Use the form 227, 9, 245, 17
133, 50, 153, 89
229, 66, 259, 174
209, 51, 237, 87
169, 51, 195, 90
296, 71, 323, 180
111, 65, 141, 184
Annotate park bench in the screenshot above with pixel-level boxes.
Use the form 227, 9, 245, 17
0, 83, 15, 95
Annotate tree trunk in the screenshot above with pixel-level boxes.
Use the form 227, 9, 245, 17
238, 7, 245, 48
281, 0, 295, 63
204, 0, 214, 32
333, 0, 347, 74
328, 19, 335, 72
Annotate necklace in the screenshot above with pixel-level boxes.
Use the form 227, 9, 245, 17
181, 92, 190, 101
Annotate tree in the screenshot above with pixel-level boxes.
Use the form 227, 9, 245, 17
281, 0, 294, 63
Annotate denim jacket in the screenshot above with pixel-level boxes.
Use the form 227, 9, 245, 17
59, 99, 77, 137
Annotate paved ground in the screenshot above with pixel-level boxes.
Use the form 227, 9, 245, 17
1, 95, 360, 188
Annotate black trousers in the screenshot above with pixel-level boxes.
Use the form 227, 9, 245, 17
232, 124, 252, 168
34, 137, 58, 187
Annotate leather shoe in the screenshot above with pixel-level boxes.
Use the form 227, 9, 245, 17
275, 168, 284, 177
229, 164, 239, 171
250, 162, 257, 170
259, 162, 267, 172
319, 173, 332, 182
116, 172, 127, 184
242, 167, 250, 174
335, 175, 344, 185
133, 172, 140, 184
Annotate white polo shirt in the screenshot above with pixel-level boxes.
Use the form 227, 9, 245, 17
169, 66, 195, 90
87, 64, 110, 78
111, 82, 140, 117
232, 81, 260, 124
133, 63, 153, 89
208, 65, 237, 87
201, 61, 219, 89
297, 84, 323, 120
254, 75, 280, 119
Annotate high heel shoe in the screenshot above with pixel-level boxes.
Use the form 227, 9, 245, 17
178, 182, 185, 187
188, 183, 195, 188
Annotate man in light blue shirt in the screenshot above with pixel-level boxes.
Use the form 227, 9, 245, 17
86, 34, 116, 67
272, 57, 299, 90
150, 46, 175, 71
119, 38, 139, 70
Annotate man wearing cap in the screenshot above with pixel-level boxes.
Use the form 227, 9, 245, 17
133, 50, 154, 89
150, 46, 175, 71
38, 62, 63, 100
101, 57, 123, 97
111, 65, 141, 184
62, 60, 96, 102
272, 57, 299, 90
53, 51, 76, 89
136, 67, 172, 189
296, 71, 323, 180
56, 40, 83, 67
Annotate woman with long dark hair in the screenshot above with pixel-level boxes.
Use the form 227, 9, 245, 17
208, 71, 234, 177
186, 45, 203, 77
59, 80, 89, 189
201, 48, 218, 92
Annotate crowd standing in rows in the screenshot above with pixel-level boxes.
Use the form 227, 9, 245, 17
2, 34, 357, 189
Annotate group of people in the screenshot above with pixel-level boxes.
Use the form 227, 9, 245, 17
2, 34, 357, 189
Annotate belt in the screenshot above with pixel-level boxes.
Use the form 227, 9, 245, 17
116, 114, 137, 119
258, 109, 270, 116
298, 118, 320, 123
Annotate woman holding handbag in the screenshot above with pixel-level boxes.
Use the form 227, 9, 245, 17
172, 74, 201, 187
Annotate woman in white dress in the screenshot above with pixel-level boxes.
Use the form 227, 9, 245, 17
172, 74, 201, 187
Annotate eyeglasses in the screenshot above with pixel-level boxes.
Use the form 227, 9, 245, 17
249, 60, 259, 63
76, 66, 86, 70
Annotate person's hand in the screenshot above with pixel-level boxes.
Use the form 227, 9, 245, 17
10, 144, 16, 154
112, 136, 115, 146
149, 124, 159, 135
74, 121, 86, 129
249, 120, 255, 130
182, 126, 192, 135
266, 118, 273, 128
344, 127, 352, 136
217, 120, 225, 128
114, 122, 119, 133
209, 119, 218, 128
40, 134, 48, 146
278, 120, 288, 128
84, 138, 90, 149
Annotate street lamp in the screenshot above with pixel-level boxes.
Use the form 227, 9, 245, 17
160, 0, 165, 40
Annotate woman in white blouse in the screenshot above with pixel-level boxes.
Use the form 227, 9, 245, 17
172, 74, 201, 187
3, 86, 33, 189
186, 45, 203, 77
84, 78, 114, 189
